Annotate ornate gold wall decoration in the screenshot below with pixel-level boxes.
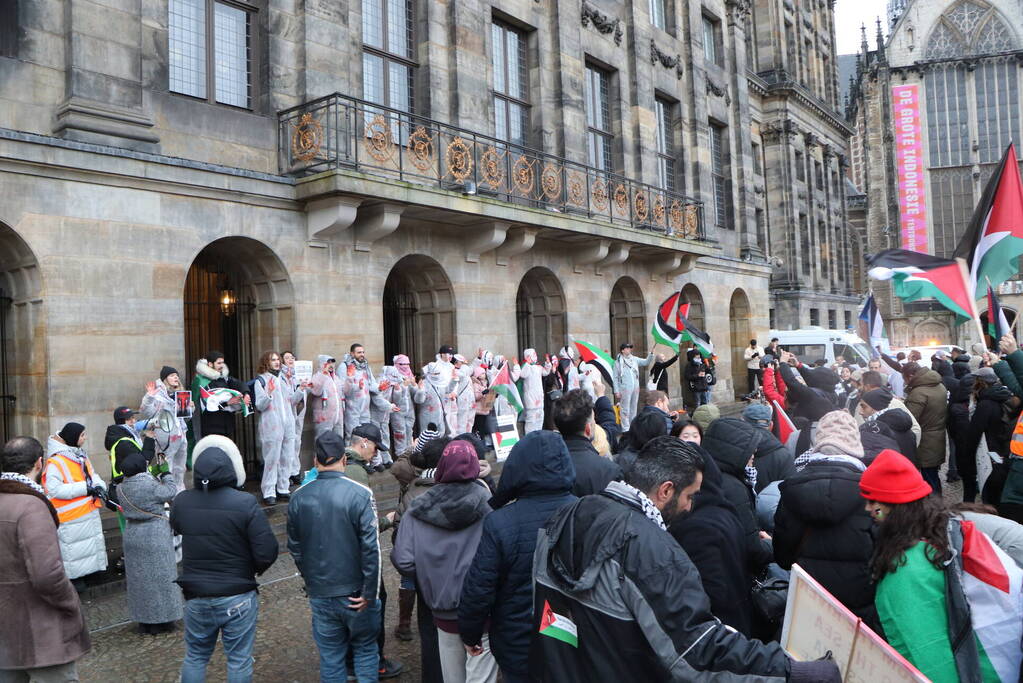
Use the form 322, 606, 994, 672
653, 195, 665, 223
567, 172, 586, 206
480, 146, 505, 188
634, 191, 649, 221
540, 163, 561, 200
683, 204, 699, 238
406, 126, 435, 172
364, 114, 394, 163
291, 113, 323, 162
446, 137, 473, 182
613, 183, 628, 211
591, 179, 609, 211
513, 156, 534, 195
669, 200, 683, 231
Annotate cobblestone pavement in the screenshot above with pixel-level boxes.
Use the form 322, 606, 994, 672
79, 528, 421, 682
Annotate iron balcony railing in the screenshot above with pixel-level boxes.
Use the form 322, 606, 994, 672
278, 93, 705, 240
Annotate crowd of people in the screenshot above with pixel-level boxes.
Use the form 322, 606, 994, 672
4, 334, 1023, 682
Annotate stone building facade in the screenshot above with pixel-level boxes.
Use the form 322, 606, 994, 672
0, 0, 848, 476
847, 0, 1023, 347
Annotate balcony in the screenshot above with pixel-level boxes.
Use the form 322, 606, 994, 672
278, 93, 706, 242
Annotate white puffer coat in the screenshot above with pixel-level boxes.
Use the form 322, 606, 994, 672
44, 437, 108, 579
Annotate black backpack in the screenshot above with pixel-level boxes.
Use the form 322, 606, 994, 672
245, 376, 266, 412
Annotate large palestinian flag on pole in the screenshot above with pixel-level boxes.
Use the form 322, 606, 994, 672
490, 362, 523, 413
987, 284, 1012, 344
954, 143, 1023, 297
866, 249, 975, 325
858, 294, 886, 353
572, 338, 615, 389
676, 312, 714, 358
651, 291, 683, 350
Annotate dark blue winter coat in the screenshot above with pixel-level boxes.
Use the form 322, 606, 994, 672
458, 430, 577, 677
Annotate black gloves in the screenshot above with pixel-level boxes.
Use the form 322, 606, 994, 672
789, 659, 841, 683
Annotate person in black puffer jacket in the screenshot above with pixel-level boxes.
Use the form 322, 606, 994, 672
669, 445, 754, 636
777, 354, 839, 423
952, 352, 972, 379
741, 403, 796, 493
701, 418, 773, 571
170, 435, 279, 681
932, 357, 958, 394
857, 388, 916, 464
948, 374, 976, 499
773, 455, 879, 633
458, 431, 576, 682
966, 368, 1015, 505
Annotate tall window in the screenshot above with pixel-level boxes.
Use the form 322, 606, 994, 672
362, 0, 414, 114
702, 14, 722, 66
649, 0, 667, 31
752, 142, 762, 175
492, 20, 529, 148
169, 0, 255, 108
975, 60, 1020, 164
800, 214, 810, 275
655, 97, 677, 192
814, 161, 823, 190
924, 65, 969, 168
828, 310, 836, 329
809, 308, 820, 326
0, 0, 17, 58
585, 64, 613, 172
794, 149, 805, 182
709, 122, 731, 229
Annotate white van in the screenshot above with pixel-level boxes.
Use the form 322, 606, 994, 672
768, 328, 874, 366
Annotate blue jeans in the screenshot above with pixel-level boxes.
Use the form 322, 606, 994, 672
309, 596, 381, 683
180, 590, 259, 683
697, 390, 712, 406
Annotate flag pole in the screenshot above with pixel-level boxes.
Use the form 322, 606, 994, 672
957, 257, 986, 344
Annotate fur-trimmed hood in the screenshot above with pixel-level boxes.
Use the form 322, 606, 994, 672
195, 358, 229, 381
192, 434, 246, 489
0, 478, 59, 527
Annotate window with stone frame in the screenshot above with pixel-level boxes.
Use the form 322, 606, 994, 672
924, 64, 970, 168
702, 12, 723, 66
975, 59, 1019, 164
491, 19, 530, 148
752, 141, 763, 175
800, 213, 811, 275
0, 0, 16, 58
362, 0, 415, 119
828, 310, 836, 329
818, 220, 829, 279
649, 0, 671, 32
930, 166, 974, 259
585, 63, 614, 172
655, 96, 679, 192
794, 149, 806, 182
809, 308, 820, 326
168, 0, 257, 108
844, 310, 852, 330
709, 121, 732, 229
814, 160, 823, 190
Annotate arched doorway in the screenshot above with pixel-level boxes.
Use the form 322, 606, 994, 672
981, 307, 1017, 349
383, 255, 456, 370
729, 289, 752, 399
0, 223, 43, 442
609, 277, 647, 357
516, 267, 567, 356
679, 284, 705, 406
183, 237, 294, 471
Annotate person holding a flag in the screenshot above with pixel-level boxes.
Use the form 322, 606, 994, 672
613, 343, 654, 432
192, 351, 250, 442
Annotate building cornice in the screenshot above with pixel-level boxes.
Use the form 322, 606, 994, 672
756, 70, 855, 137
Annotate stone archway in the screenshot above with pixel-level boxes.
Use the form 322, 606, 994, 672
609, 277, 647, 357
0, 223, 44, 442
383, 255, 456, 371
729, 289, 752, 398
516, 267, 567, 357
183, 237, 294, 470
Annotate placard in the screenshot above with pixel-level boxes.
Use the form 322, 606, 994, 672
492, 413, 520, 462
294, 360, 313, 384
175, 390, 192, 418
781, 564, 927, 682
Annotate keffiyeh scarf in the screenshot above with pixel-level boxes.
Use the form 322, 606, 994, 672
1, 471, 45, 495
605, 480, 667, 531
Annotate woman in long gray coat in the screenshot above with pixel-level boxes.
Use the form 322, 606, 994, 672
116, 450, 182, 634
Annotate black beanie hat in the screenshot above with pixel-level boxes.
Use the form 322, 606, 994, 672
160, 366, 179, 382
861, 387, 893, 411
58, 422, 86, 446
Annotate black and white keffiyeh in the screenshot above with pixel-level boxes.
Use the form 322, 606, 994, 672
1, 471, 45, 495
605, 480, 667, 531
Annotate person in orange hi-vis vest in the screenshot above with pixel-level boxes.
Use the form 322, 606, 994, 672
43, 422, 108, 589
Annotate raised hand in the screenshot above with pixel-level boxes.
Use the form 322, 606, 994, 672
146, 381, 158, 396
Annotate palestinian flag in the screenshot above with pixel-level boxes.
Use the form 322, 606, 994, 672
958, 520, 1023, 681
539, 601, 579, 648
491, 362, 523, 413
651, 291, 683, 350
866, 249, 974, 324
677, 312, 714, 358
987, 284, 1012, 344
572, 339, 615, 389
200, 386, 251, 417
954, 143, 1023, 297
772, 400, 799, 452
677, 301, 690, 329
492, 418, 519, 461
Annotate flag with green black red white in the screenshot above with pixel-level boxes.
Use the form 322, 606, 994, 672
954, 143, 1023, 297
572, 338, 615, 389
677, 311, 714, 358
539, 600, 578, 648
651, 291, 683, 350
987, 284, 1012, 343
866, 249, 975, 325
490, 362, 523, 413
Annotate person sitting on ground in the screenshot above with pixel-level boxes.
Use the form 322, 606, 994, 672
552, 389, 623, 497
459, 431, 577, 683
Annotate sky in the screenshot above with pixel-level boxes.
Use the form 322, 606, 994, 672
834, 0, 889, 55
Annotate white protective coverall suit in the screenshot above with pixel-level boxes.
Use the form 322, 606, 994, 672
389, 355, 418, 455
368, 367, 398, 467
310, 355, 344, 439
613, 350, 654, 431
515, 348, 550, 434
140, 379, 189, 492
415, 359, 456, 435
281, 362, 307, 479
342, 353, 378, 442
254, 370, 299, 499
453, 359, 477, 435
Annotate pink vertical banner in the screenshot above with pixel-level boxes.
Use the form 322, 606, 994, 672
891, 84, 928, 252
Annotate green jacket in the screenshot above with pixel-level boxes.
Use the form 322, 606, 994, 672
904, 368, 948, 468
993, 350, 1023, 400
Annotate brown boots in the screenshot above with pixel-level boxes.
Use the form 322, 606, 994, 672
394, 587, 416, 641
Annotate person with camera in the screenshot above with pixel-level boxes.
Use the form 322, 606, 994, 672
116, 443, 182, 634
744, 339, 766, 396
44, 421, 109, 590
